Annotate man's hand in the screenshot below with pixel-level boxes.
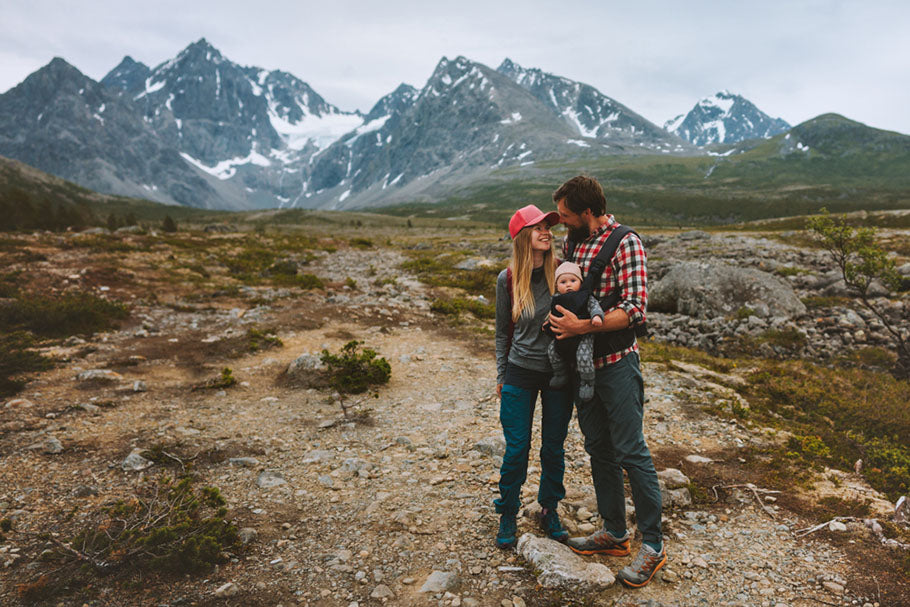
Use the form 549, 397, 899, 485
497, 383, 503, 399
592, 316, 604, 327
547, 305, 593, 340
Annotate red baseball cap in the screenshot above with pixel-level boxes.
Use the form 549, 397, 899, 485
508, 204, 560, 239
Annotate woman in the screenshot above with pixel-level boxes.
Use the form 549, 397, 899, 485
493, 204, 573, 549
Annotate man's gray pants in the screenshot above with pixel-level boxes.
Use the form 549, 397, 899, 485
575, 352, 663, 545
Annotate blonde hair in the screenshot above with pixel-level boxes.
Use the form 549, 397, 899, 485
509, 225, 557, 322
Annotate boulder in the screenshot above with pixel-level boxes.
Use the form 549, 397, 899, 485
649, 261, 806, 320
516, 533, 615, 592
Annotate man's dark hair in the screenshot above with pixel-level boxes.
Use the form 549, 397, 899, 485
553, 175, 606, 216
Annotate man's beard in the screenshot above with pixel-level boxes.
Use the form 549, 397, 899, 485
567, 224, 591, 243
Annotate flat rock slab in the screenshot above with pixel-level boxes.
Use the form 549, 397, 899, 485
516, 533, 615, 592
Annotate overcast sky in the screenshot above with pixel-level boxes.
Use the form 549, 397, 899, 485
2, 1, 908, 134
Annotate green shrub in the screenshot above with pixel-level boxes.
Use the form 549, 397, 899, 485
193, 367, 237, 391
801, 295, 851, 309
0, 331, 53, 397
754, 327, 807, 349
430, 296, 495, 319
734, 306, 755, 320
67, 474, 237, 575
273, 272, 323, 289
245, 328, 282, 353
161, 215, 178, 233
349, 237, 373, 249
0, 291, 129, 338
320, 340, 391, 395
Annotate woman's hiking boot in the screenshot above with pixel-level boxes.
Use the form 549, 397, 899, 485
496, 514, 517, 549
539, 508, 568, 542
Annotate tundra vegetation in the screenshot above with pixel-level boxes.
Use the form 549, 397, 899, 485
0, 206, 907, 603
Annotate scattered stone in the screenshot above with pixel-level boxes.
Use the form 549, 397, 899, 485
79, 402, 101, 413
256, 470, 286, 488
370, 584, 394, 599
302, 450, 334, 463
895, 495, 909, 524
238, 528, 258, 544
3, 398, 33, 409
72, 485, 99, 498
516, 533, 615, 591
121, 448, 153, 471
132, 380, 147, 392
229, 457, 260, 468
685, 454, 714, 465
828, 521, 848, 532
822, 581, 845, 595
76, 369, 123, 382
473, 435, 506, 457
657, 468, 690, 488
287, 353, 325, 377
419, 570, 459, 593
28, 436, 63, 454
660, 568, 678, 583
214, 582, 239, 597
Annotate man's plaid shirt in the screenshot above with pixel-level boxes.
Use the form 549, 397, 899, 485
562, 215, 647, 368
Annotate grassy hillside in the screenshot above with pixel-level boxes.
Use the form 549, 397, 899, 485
0, 156, 227, 231
383, 114, 910, 227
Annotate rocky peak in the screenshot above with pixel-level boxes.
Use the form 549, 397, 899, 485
665, 91, 790, 145
100, 56, 151, 94
495, 58, 679, 147
364, 83, 418, 122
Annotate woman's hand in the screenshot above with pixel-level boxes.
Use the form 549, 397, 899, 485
547, 305, 593, 340
497, 383, 503, 399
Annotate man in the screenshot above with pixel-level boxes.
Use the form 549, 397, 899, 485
547, 175, 666, 588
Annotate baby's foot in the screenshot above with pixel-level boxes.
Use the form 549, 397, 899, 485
578, 382, 595, 402
550, 373, 568, 389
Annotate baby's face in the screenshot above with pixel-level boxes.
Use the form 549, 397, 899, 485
557, 273, 581, 294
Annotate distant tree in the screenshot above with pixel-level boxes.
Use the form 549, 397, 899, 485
808, 209, 908, 377
161, 215, 178, 233
125, 211, 138, 226
407, 219, 413, 228
106, 212, 120, 231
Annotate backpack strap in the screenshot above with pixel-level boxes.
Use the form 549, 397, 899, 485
505, 267, 515, 352
581, 225, 635, 293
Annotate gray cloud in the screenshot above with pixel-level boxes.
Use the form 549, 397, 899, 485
1, 0, 908, 133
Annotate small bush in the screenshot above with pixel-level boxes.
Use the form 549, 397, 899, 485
349, 237, 373, 249
193, 367, 237, 391
431, 296, 495, 319
320, 340, 391, 395
344, 277, 357, 289
734, 306, 755, 320
0, 332, 53, 397
801, 295, 851, 309
754, 328, 807, 350
0, 291, 129, 338
161, 215, 178, 233
246, 327, 282, 353
273, 272, 323, 289
67, 474, 237, 575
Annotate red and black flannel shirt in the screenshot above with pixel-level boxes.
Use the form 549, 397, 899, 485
562, 215, 647, 368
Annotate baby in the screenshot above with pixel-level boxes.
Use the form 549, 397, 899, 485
547, 262, 604, 401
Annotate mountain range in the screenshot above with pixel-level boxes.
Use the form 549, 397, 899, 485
0, 39, 902, 213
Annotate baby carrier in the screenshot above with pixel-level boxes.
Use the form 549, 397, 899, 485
544, 224, 648, 362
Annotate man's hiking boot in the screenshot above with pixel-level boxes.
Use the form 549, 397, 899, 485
539, 508, 568, 542
496, 514, 517, 549
617, 543, 667, 588
567, 528, 631, 556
